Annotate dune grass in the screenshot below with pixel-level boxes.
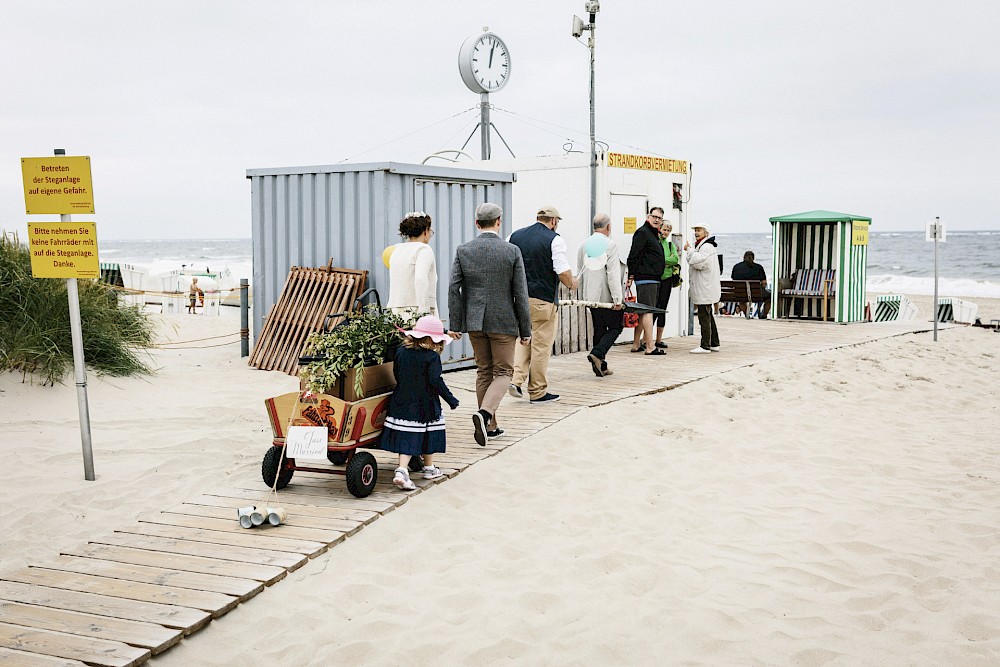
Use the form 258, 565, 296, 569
1, 232, 155, 385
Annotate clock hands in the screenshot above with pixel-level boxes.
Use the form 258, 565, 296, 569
489, 42, 495, 68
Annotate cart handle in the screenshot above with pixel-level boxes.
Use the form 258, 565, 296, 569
323, 288, 383, 332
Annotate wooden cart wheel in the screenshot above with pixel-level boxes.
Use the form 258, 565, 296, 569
407, 455, 424, 473
262, 446, 295, 489
345, 451, 378, 498
327, 450, 349, 465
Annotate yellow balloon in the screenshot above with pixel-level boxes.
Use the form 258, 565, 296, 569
382, 244, 396, 268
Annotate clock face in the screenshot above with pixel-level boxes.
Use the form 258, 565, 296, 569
471, 34, 509, 92
459, 32, 511, 94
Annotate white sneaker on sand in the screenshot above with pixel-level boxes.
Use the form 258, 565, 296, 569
709, 346, 721, 351
393, 467, 416, 491
690, 347, 711, 354
422, 466, 444, 480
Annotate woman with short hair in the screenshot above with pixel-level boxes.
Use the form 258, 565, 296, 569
387, 212, 438, 318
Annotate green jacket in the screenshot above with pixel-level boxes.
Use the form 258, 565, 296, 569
660, 238, 680, 280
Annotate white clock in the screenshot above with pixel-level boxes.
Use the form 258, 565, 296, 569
458, 32, 511, 94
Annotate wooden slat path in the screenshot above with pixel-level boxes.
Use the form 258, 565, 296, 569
0, 317, 946, 664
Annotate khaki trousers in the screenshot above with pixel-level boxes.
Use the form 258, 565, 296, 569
512, 298, 558, 400
468, 331, 517, 429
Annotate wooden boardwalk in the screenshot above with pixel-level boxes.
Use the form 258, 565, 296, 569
0, 317, 942, 665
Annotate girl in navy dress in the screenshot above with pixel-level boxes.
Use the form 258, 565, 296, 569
380, 315, 459, 491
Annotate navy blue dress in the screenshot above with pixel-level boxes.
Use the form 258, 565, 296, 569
379, 347, 459, 457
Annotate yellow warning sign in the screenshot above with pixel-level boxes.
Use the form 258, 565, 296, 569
851, 220, 869, 246
27, 222, 100, 279
21, 156, 95, 214
623, 216, 637, 234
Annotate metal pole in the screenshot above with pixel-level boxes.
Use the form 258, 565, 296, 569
933, 216, 939, 342
240, 278, 250, 357
480, 92, 491, 159
55, 148, 96, 480
588, 22, 597, 223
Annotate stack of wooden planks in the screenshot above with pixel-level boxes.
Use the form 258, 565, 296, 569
249, 266, 367, 376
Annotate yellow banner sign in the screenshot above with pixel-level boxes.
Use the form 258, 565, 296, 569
623, 216, 637, 234
851, 220, 869, 246
27, 222, 100, 279
21, 156, 95, 214
608, 152, 687, 174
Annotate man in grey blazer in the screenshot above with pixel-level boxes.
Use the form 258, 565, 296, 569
448, 203, 532, 447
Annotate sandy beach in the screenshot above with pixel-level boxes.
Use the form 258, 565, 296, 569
2, 295, 999, 665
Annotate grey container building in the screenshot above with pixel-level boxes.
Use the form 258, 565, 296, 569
246, 161, 515, 367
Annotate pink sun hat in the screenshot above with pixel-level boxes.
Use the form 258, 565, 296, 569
401, 315, 452, 345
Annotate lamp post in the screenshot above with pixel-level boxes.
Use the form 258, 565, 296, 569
573, 1, 600, 222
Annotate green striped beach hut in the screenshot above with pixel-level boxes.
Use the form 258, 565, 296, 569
769, 210, 871, 323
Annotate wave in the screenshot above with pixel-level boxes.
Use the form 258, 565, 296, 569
867, 274, 1000, 298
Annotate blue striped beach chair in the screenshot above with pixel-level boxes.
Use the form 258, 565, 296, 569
780, 269, 836, 320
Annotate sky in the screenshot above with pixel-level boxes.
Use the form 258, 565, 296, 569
2, 0, 998, 239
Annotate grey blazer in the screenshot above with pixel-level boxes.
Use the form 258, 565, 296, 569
448, 232, 532, 338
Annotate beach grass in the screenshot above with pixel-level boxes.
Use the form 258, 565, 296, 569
0, 232, 156, 384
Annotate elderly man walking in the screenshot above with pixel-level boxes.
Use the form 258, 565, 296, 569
507, 206, 577, 404
577, 213, 624, 377
684, 223, 722, 353
448, 203, 532, 447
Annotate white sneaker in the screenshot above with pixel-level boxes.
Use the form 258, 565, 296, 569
508, 383, 524, 399
393, 467, 416, 491
709, 346, 721, 351
690, 347, 711, 354
422, 465, 444, 480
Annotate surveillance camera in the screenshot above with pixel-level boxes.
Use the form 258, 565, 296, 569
585, 0, 600, 13
571, 15, 584, 38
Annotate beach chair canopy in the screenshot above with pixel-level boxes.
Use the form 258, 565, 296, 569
768, 210, 872, 223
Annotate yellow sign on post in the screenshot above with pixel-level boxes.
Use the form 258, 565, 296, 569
21, 156, 95, 214
851, 220, 869, 246
27, 222, 100, 279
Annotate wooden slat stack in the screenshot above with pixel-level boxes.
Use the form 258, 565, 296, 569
249, 266, 367, 376
553, 285, 592, 356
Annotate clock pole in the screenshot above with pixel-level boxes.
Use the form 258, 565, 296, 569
480, 92, 491, 159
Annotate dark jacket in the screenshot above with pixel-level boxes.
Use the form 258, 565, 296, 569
627, 221, 666, 281
386, 346, 458, 423
509, 222, 560, 303
731, 260, 767, 283
448, 232, 532, 338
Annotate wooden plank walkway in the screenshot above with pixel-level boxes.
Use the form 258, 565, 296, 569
0, 317, 944, 664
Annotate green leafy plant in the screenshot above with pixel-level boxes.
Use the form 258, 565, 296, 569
0, 231, 155, 385
298, 304, 413, 397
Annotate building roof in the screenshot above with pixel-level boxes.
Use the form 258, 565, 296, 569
768, 209, 872, 223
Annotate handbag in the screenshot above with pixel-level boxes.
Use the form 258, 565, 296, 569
623, 285, 640, 328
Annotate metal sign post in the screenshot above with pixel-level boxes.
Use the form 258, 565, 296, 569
926, 216, 945, 342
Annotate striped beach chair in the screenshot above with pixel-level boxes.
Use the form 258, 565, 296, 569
780, 269, 836, 320
936, 298, 979, 324
874, 294, 919, 322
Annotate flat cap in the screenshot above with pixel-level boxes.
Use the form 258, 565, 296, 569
476, 202, 503, 222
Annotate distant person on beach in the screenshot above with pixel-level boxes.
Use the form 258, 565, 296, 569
731, 250, 771, 319
626, 207, 667, 355
508, 206, 578, 403
685, 224, 722, 353
447, 203, 531, 447
387, 211, 438, 318
187, 277, 203, 314
653, 220, 681, 349
577, 212, 624, 377
379, 315, 459, 491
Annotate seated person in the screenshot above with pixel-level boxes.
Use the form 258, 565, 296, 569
730, 251, 771, 318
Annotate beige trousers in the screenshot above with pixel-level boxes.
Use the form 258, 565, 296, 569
512, 298, 558, 400
468, 331, 517, 429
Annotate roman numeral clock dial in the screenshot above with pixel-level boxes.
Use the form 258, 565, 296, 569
459, 31, 511, 95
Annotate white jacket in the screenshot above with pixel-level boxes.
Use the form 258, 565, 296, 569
387, 242, 438, 315
685, 236, 721, 305
576, 234, 624, 305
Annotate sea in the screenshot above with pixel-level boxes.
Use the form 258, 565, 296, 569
98, 231, 1000, 299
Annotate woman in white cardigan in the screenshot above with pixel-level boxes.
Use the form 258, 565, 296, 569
387, 212, 438, 318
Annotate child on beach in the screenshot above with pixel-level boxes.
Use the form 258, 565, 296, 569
380, 315, 459, 491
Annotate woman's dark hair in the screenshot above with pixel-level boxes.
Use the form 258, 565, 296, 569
399, 212, 432, 238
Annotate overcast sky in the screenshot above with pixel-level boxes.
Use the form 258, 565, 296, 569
2, 0, 997, 239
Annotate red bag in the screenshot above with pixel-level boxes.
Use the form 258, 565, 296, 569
623, 286, 639, 328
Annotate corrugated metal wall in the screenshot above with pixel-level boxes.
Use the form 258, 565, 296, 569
247, 162, 515, 367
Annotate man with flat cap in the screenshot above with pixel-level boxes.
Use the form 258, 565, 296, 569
448, 203, 532, 447
507, 206, 578, 404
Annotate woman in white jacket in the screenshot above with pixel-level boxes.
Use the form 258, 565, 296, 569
684, 224, 721, 353
387, 212, 438, 318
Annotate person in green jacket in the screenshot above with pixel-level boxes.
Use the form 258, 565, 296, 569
653, 221, 681, 349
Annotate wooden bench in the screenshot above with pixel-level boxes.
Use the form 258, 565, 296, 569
719, 280, 769, 318
779, 269, 836, 321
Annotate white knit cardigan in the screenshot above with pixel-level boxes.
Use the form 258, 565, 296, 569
386, 242, 438, 315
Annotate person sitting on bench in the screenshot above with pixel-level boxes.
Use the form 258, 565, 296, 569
730, 251, 771, 319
